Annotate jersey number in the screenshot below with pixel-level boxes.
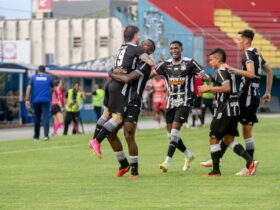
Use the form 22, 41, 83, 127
116, 47, 126, 67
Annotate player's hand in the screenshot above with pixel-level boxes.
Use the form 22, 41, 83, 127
25, 100, 31, 109
262, 93, 271, 103
221, 63, 233, 72
113, 67, 125, 74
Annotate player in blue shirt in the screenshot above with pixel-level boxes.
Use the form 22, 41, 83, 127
25, 65, 54, 141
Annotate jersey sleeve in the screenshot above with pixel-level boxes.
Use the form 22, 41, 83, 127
154, 62, 166, 75
244, 50, 255, 64
134, 46, 145, 57
191, 59, 204, 74
217, 70, 230, 85
260, 54, 266, 67
136, 61, 151, 78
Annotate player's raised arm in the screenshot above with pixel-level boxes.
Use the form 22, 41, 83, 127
192, 59, 209, 80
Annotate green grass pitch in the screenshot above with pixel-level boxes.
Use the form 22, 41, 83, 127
0, 118, 280, 209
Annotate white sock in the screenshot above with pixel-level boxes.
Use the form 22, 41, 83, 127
183, 149, 193, 158
165, 156, 172, 167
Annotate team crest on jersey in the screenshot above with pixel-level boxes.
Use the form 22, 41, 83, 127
181, 64, 186, 71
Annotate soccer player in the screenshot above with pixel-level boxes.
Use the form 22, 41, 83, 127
221, 29, 273, 175
106, 39, 156, 178
199, 48, 257, 176
149, 75, 167, 129
191, 75, 203, 128
89, 25, 154, 158
150, 40, 208, 172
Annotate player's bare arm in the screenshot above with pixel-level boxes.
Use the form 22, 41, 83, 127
199, 81, 230, 94
25, 85, 31, 109
139, 53, 155, 66
221, 63, 255, 78
110, 70, 142, 83
262, 63, 273, 103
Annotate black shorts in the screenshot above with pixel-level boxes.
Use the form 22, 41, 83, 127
210, 116, 239, 140
123, 102, 141, 125
51, 104, 61, 115
193, 96, 202, 108
166, 106, 190, 124
107, 80, 129, 116
239, 94, 260, 125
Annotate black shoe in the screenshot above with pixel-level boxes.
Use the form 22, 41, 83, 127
204, 170, 221, 177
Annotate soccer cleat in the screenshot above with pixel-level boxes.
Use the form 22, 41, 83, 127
235, 167, 249, 176
204, 170, 221, 177
200, 159, 213, 167
116, 166, 130, 177
88, 139, 102, 159
182, 155, 195, 171
128, 175, 140, 179
159, 162, 168, 173
247, 160, 259, 176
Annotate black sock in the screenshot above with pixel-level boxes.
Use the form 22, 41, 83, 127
220, 140, 228, 158
192, 115, 195, 127
96, 119, 118, 143
167, 141, 177, 158
130, 162, 139, 176
93, 124, 103, 139
211, 151, 221, 173
232, 144, 253, 167
95, 127, 110, 143
246, 149, 254, 159
177, 138, 187, 153
119, 158, 129, 169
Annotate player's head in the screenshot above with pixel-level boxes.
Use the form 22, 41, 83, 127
141, 39, 156, 55
209, 48, 227, 69
155, 75, 161, 81
124, 25, 140, 44
38, 65, 46, 73
73, 81, 80, 91
236, 29, 254, 50
169, 40, 183, 60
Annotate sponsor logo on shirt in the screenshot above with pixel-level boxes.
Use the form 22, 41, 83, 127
36, 77, 47, 81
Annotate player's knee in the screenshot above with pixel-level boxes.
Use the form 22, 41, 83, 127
124, 130, 134, 141
209, 136, 219, 145
112, 114, 123, 124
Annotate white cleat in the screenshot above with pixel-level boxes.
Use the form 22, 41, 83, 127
200, 159, 213, 167
200, 159, 222, 168
182, 156, 195, 171
235, 167, 249, 176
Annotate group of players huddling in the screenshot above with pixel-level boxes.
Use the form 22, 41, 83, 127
88, 25, 273, 178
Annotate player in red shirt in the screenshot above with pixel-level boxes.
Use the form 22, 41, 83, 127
149, 75, 167, 129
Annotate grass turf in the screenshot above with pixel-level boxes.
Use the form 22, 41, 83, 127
0, 118, 280, 209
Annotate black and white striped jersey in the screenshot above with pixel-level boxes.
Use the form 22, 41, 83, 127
110, 43, 145, 97
128, 61, 152, 106
155, 57, 207, 109
240, 47, 266, 96
214, 68, 239, 118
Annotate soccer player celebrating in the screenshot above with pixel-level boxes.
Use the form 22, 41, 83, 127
150, 40, 208, 173
106, 39, 156, 178
199, 48, 257, 176
89, 25, 154, 159
149, 75, 167, 129
221, 29, 273, 175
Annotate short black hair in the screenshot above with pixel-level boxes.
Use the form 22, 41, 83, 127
238, 29, 254, 41
209, 48, 227, 62
74, 81, 80, 86
38, 65, 45, 72
147, 39, 156, 51
170, 40, 183, 47
124, 25, 139, 42
55, 80, 60, 86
